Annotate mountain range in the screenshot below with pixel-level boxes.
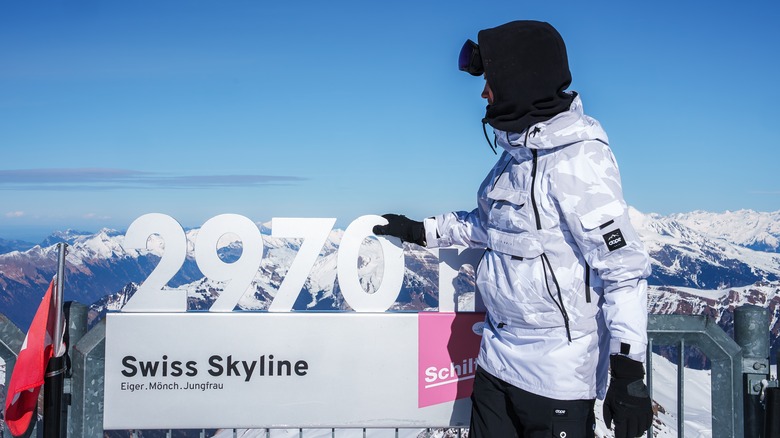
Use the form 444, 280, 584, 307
1, 208, 779, 348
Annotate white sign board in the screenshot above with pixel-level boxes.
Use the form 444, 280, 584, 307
104, 312, 484, 429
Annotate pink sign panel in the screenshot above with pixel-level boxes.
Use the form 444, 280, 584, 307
418, 312, 485, 408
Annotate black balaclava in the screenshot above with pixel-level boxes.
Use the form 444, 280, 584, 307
477, 20, 574, 134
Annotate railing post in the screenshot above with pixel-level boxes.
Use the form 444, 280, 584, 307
63, 302, 88, 438
734, 304, 770, 438
646, 338, 654, 438
678, 338, 685, 437
69, 318, 106, 437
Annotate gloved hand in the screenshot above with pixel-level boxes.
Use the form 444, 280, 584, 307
372, 214, 426, 246
603, 354, 653, 438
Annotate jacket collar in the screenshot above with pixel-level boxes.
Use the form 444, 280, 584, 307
493, 93, 609, 159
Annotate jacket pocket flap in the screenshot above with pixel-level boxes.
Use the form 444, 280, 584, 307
486, 228, 544, 258
486, 179, 528, 206
577, 199, 625, 230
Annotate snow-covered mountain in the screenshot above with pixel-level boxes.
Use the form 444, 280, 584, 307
0, 227, 204, 328
3, 209, 780, 329
630, 208, 780, 288
670, 209, 780, 253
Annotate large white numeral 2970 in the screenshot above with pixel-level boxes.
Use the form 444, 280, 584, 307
120, 214, 404, 313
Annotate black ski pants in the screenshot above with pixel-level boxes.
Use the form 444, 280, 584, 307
469, 366, 596, 438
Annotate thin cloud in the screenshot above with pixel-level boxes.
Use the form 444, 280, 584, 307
4, 211, 25, 218
83, 213, 112, 220
0, 168, 307, 191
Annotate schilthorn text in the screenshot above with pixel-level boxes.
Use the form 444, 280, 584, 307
121, 354, 309, 382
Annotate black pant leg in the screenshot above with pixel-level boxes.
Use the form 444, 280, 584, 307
469, 366, 596, 438
505, 384, 596, 438
469, 367, 521, 438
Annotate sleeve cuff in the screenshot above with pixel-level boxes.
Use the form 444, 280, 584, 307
610, 338, 646, 362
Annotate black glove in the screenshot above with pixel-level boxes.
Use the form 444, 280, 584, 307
372, 214, 426, 246
603, 355, 653, 438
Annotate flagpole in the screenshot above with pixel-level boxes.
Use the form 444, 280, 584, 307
53, 243, 66, 354
43, 242, 68, 438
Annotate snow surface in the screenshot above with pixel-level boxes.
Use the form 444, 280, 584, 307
644, 352, 713, 438
668, 286, 730, 301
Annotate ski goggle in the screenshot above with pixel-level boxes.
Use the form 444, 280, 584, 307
458, 39, 483, 76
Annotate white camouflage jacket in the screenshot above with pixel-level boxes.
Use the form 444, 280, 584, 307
424, 94, 651, 400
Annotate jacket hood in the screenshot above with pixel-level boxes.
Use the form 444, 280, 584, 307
494, 94, 609, 157
478, 20, 574, 134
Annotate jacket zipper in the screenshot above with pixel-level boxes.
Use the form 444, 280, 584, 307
532, 149, 570, 340
585, 262, 591, 303
541, 253, 572, 343
530, 150, 542, 230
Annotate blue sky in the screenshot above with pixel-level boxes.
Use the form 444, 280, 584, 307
1, 0, 778, 242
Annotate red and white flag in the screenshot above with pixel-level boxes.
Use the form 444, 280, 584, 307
3, 279, 65, 437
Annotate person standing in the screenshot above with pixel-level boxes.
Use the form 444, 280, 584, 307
374, 20, 653, 438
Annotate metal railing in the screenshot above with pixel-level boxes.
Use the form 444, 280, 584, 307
647, 313, 743, 438
2, 304, 772, 438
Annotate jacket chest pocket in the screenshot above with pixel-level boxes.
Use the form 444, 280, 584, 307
484, 179, 545, 259
484, 173, 538, 235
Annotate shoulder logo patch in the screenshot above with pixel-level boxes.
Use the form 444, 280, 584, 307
603, 229, 627, 251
